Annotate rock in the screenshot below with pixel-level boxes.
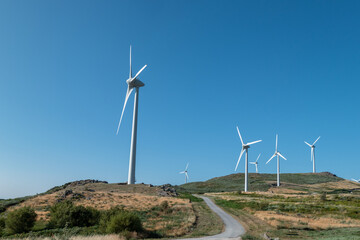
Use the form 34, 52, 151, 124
71, 193, 85, 200
65, 179, 108, 188
158, 184, 178, 197
64, 189, 73, 197
263, 233, 271, 240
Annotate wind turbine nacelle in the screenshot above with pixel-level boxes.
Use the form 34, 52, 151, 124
129, 79, 145, 88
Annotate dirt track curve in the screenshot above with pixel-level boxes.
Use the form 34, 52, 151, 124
175, 195, 245, 240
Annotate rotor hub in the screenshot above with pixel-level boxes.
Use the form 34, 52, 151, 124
128, 78, 145, 88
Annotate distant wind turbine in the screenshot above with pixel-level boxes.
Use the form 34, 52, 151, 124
235, 127, 262, 192
179, 163, 189, 184
116, 46, 147, 185
304, 136, 320, 173
266, 134, 287, 187
250, 153, 261, 173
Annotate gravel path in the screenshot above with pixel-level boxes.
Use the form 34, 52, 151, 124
175, 195, 245, 240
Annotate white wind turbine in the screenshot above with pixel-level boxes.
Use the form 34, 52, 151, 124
179, 163, 189, 184
351, 178, 360, 183
250, 153, 261, 173
304, 136, 320, 173
266, 134, 287, 187
116, 46, 147, 185
235, 127, 262, 192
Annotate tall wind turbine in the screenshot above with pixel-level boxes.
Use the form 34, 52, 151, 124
179, 163, 189, 184
266, 134, 287, 187
305, 136, 320, 173
235, 127, 262, 192
250, 153, 261, 173
116, 46, 147, 185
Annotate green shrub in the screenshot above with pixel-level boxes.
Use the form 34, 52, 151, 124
106, 211, 142, 233
99, 207, 142, 234
99, 206, 124, 232
5, 207, 37, 234
321, 192, 327, 201
160, 201, 169, 210
48, 201, 100, 228
178, 193, 203, 202
0, 217, 5, 236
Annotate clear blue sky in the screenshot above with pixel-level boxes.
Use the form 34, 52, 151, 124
0, 0, 359, 198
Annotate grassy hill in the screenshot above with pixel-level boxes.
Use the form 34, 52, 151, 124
176, 172, 360, 240
176, 172, 359, 194
0, 180, 222, 239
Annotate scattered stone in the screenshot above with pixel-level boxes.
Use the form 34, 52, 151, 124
158, 184, 178, 197
263, 233, 271, 240
71, 193, 85, 200
65, 179, 108, 188
64, 189, 73, 197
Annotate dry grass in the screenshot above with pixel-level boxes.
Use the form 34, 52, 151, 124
5, 183, 197, 237
255, 211, 360, 229
8, 186, 189, 221
207, 189, 360, 230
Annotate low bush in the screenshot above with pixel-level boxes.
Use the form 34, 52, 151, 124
99, 207, 143, 234
0, 217, 5, 236
107, 211, 142, 233
216, 199, 269, 211
178, 193, 203, 202
5, 207, 37, 234
48, 200, 100, 228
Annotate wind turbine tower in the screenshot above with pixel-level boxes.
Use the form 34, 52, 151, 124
250, 153, 261, 173
304, 136, 320, 173
116, 46, 147, 184
179, 163, 189, 184
266, 134, 287, 187
235, 127, 262, 192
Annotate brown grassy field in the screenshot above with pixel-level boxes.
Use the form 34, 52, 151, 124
206, 180, 360, 239
6, 182, 196, 238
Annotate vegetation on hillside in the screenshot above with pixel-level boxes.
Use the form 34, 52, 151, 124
210, 190, 360, 239
176, 172, 344, 193
0, 181, 202, 239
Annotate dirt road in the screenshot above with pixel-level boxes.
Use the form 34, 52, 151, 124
177, 195, 245, 240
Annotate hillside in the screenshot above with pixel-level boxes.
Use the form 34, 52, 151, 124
1, 180, 208, 239
176, 172, 360, 194
176, 172, 360, 240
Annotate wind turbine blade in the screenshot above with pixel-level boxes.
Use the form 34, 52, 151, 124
276, 134, 278, 152
351, 178, 359, 182
179, 171, 185, 174
236, 126, 244, 145
256, 153, 261, 163
235, 149, 245, 171
278, 152, 287, 160
266, 154, 276, 164
250, 162, 256, 164
129, 45, 132, 78
185, 172, 189, 180
116, 87, 134, 135
304, 141, 312, 147
247, 140, 262, 145
133, 64, 147, 80
313, 136, 321, 145
185, 163, 189, 171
